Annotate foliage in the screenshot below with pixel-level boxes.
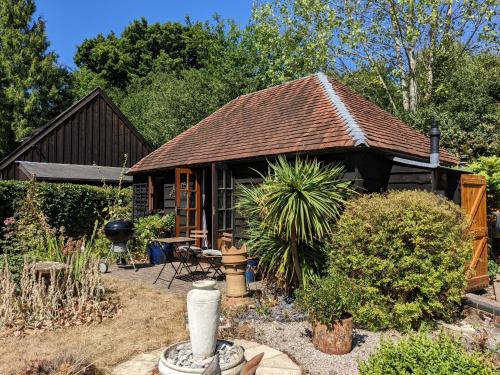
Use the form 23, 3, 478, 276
295, 271, 360, 326
359, 332, 496, 375
335, 0, 498, 113
327, 190, 471, 331
114, 18, 261, 147
0, 180, 132, 240
237, 156, 354, 289
0, 255, 118, 333
134, 214, 175, 255
469, 155, 500, 209
0, 0, 72, 157
488, 260, 500, 281
74, 17, 218, 89
402, 51, 500, 158
249, 0, 337, 85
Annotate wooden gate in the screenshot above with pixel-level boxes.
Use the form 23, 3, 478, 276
461, 174, 489, 291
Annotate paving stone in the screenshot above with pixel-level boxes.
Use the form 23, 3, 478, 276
111, 341, 301, 375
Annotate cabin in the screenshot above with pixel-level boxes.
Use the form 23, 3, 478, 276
128, 73, 468, 247
0, 88, 151, 185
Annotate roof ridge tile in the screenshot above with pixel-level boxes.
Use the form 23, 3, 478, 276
315, 72, 368, 147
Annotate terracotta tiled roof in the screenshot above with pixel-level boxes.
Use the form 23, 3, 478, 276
129, 73, 457, 173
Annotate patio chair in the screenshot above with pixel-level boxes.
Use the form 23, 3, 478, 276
179, 229, 208, 252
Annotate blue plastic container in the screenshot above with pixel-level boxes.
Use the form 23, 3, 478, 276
246, 258, 259, 283
147, 243, 172, 265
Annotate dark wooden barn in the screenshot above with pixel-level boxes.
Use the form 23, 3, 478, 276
128, 73, 468, 247
0, 88, 151, 184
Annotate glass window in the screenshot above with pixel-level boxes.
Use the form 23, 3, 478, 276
216, 168, 234, 232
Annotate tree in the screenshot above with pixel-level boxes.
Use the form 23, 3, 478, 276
117, 17, 261, 147
237, 157, 354, 289
336, 0, 498, 112
74, 17, 220, 90
248, 0, 338, 85
0, 0, 72, 156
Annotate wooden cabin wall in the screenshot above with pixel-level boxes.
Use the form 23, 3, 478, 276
0, 96, 150, 180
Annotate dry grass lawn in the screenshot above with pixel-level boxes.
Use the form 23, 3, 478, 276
0, 276, 188, 374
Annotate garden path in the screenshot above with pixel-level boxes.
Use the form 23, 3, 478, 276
106, 262, 226, 296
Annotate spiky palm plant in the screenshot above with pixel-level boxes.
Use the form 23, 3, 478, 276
237, 156, 355, 289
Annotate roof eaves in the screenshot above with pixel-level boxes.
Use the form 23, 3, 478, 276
316, 72, 368, 147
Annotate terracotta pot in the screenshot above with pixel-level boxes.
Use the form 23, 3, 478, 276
312, 316, 353, 355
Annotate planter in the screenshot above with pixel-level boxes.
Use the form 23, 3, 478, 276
147, 243, 172, 264
312, 316, 353, 355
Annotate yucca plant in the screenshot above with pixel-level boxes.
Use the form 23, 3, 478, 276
237, 156, 355, 289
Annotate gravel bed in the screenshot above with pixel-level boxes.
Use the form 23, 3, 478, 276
252, 320, 399, 375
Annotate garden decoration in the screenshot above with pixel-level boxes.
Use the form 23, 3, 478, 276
158, 279, 245, 374
100, 219, 137, 273
222, 244, 249, 303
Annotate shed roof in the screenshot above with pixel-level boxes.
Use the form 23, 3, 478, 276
0, 88, 151, 172
129, 73, 457, 174
17, 161, 132, 183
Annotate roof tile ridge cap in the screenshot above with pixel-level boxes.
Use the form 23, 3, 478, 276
315, 72, 368, 147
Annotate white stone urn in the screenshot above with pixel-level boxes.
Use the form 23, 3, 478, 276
187, 279, 221, 360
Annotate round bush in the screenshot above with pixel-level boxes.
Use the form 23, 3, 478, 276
359, 332, 496, 375
327, 190, 471, 331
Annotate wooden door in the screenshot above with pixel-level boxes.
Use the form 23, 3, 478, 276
175, 168, 201, 239
461, 174, 489, 291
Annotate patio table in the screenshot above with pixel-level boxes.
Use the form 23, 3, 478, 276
200, 250, 224, 280
151, 237, 200, 288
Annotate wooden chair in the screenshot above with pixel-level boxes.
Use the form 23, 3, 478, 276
216, 232, 233, 250
179, 229, 208, 251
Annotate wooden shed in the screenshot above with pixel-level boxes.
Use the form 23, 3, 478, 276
129, 73, 489, 290
128, 73, 470, 244
0, 88, 151, 184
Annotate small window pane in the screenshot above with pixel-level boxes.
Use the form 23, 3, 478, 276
180, 192, 188, 208
189, 210, 196, 226
217, 170, 224, 188
189, 192, 196, 208
217, 190, 224, 209
218, 210, 224, 228
226, 190, 232, 208
188, 175, 195, 190
180, 174, 187, 189
225, 171, 232, 189
180, 211, 186, 225
225, 210, 232, 229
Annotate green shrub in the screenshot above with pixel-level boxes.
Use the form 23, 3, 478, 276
0, 180, 132, 239
468, 155, 500, 209
327, 190, 471, 331
295, 271, 360, 326
134, 214, 175, 255
359, 332, 496, 375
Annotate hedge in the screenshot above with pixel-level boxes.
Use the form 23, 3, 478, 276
0, 180, 132, 238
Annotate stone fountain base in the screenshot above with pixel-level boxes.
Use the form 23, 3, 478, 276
158, 340, 245, 375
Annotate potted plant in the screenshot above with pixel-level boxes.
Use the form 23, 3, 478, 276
135, 213, 175, 264
296, 272, 360, 355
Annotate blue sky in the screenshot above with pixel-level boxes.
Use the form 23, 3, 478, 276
35, 0, 254, 70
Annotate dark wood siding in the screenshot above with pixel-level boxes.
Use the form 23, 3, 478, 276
0, 92, 151, 181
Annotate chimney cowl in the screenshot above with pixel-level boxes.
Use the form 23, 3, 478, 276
429, 120, 441, 166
